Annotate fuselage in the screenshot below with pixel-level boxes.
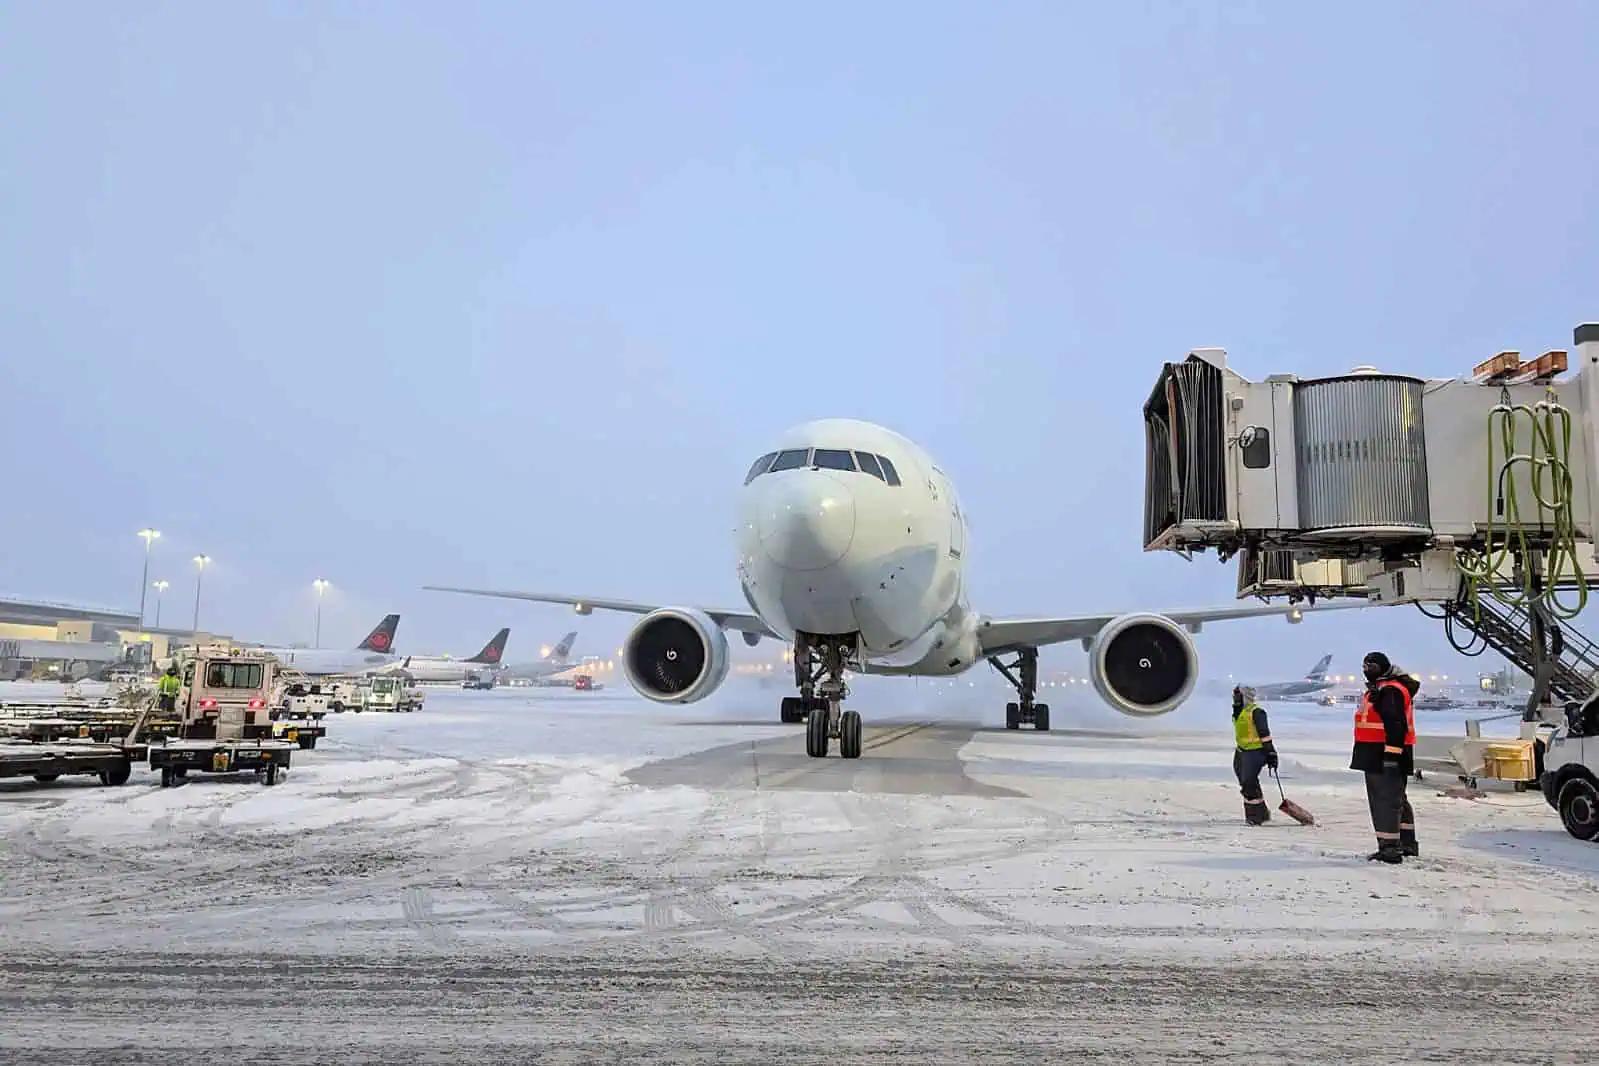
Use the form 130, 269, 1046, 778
736, 419, 982, 676
265, 647, 401, 676
391, 656, 479, 683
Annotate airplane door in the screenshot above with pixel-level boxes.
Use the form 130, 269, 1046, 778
933, 470, 964, 560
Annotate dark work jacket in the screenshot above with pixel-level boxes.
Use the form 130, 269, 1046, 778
1349, 671, 1420, 774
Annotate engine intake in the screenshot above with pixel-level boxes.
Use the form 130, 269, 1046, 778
1089, 613, 1197, 717
622, 608, 730, 704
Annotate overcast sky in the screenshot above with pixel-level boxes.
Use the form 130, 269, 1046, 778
2, 3, 1596, 682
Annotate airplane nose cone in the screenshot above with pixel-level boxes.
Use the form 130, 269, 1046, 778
756, 472, 856, 571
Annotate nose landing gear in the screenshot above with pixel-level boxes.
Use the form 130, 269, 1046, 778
989, 647, 1050, 732
786, 633, 864, 758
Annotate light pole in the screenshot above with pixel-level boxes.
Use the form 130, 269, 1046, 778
313, 578, 330, 648
151, 580, 169, 628
191, 555, 211, 634
137, 529, 161, 627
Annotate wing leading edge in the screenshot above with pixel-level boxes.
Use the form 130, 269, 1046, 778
976, 601, 1366, 658
422, 585, 777, 638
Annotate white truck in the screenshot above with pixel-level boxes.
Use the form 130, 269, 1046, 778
1541, 697, 1599, 840
363, 675, 424, 713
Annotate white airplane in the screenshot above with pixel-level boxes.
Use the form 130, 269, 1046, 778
1249, 654, 1337, 701
498, 631, 580, 682
429, 419, 1346, 759
263, 614, 402, 676
389, 628, 511, 683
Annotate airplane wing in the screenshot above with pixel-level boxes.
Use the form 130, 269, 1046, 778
976, 601, 1366, 658
422, 586, 779, 638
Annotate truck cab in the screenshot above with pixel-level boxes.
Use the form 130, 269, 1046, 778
178, 646, 277, 740
1540, 697, 1599, 840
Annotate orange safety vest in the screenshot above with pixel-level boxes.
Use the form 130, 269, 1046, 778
1354, 678, 1416, 746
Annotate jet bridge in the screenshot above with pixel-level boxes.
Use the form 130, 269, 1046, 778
1142, 322, 1599, 718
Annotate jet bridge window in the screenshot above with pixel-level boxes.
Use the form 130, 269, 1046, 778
745, 452, 777, 485
768, 448, 811, 472
812, 448, 856, 471
855, 452, 885, 480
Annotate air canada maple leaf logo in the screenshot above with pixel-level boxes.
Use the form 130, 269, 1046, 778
485, 646, 501, 662
368, 632, 391, 651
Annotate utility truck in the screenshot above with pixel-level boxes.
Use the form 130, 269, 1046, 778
147, 645, 297, 787
1542, 697, 1599, 840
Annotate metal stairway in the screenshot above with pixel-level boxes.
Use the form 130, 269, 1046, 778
1442, 594, 1599, 707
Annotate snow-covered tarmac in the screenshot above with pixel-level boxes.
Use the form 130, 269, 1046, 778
4, 680, 1599, 1063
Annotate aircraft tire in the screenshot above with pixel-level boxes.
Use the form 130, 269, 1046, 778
805, 709, 829, 759
1005, 702, 1019, 730
839, 711, 862, 759
1034, 704, 1050, 732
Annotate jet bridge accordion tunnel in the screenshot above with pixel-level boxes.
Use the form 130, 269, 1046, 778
1142, 324, 1599, 611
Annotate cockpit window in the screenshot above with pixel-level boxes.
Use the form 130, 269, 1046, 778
812, 448, 855, 472
855, 452, 884, 480
769, 448, 811, 472
745, 452, 777, 485
878, 455, 902, 486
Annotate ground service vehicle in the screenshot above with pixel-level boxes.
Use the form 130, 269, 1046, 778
1542, 698, 1599, 840
147, 646, 296, 786
364, 675, 424, 712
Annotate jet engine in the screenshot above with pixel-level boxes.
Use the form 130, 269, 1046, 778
1089, 612, 1197, 717
622, 608, 730, 704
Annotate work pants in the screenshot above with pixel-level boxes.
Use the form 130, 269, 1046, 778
1364, 769, 1415, 845
1234, 748, 1270, 824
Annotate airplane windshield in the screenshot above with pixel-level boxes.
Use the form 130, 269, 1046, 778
744, 452, 777, 484
749, 448, 899, 485
854, 452, 884, 480
768, 449, 810, 472
812, 449, 855, 471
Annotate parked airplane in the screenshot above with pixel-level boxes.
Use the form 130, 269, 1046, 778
391, 628, 511, 683
498, 631, 580, 683
1249, 654, 1336, 701
429, 419, 1353, 759
262, 614, 402, 676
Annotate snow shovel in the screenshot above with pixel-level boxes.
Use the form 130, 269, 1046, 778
1271, 768, 1315, 826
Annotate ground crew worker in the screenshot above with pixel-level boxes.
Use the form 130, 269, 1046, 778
157, 664, 181, 714
1353, 651, 1420, 863
1232, 685, 1278, 825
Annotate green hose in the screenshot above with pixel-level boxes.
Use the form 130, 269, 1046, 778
1457, 389, 1588, 619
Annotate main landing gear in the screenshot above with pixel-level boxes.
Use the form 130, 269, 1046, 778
989, 647, 1050, 732
781, 633, 863, 759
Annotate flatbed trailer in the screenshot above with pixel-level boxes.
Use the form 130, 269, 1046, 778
274, 719, 326, 749
0, 740, 143, 786
147, 737, 297, 787
0, 715, 180, 744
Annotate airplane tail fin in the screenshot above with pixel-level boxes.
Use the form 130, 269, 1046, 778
1306, 654, 1333, 681
548, 631, 578, 662
467, 627, 510, 665
358, 614, 400, 653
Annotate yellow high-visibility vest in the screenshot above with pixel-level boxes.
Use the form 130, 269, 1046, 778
1234, 704, 1263, 750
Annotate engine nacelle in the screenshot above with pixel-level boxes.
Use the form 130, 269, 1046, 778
1089, 612, 1198, 717
622, 608, 730, 704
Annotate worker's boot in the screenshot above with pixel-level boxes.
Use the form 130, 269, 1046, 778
1400, 829, 1419, 858
1367, 840, 1403, 864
